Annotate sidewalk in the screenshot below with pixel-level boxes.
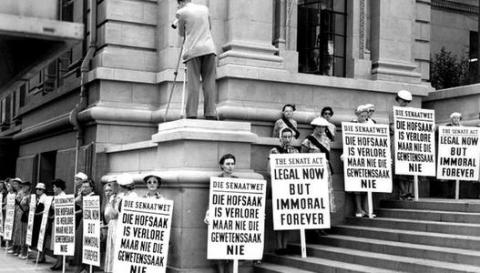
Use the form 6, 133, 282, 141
0, 248, 102, 273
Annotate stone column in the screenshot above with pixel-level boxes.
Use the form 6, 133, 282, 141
273, 0, 298, 72
346, 0, 372, 79
218, 0, 283, 69
370, 0, 421, 83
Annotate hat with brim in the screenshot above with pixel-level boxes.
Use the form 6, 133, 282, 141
117, 173, 135, 186
75, 172, 88, 181
355, 105, 369, 115
396, 90, 412, 102
310, 117, 330, 127
450, 112, 462, 119
36, 183, 46, 190
364, 104, 375, 111
143, 174, 162, 184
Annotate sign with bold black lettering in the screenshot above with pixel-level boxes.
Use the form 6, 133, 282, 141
342, 122, 392, 192
37, 196, 53, 251
53, 195, 75, 256
26, 194, 37, 246
113, 197, 173, 273
207, 177, 266, 260
4, 193, 15, 241
393, 106, 435, 176
437, 126, 480, 181
83, 196, 101, 266
269, 153, 330, 230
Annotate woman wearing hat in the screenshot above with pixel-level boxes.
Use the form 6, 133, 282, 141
143, 175, 164, 199
350, 105, 373, 217
273, 104, 300, 139
301, 117, 336, 214
31, 183, 47, 262
390, 90, 414, 200
103, 177, 119, 273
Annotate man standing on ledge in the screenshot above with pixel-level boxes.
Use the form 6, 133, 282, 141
176, 0, 217, 120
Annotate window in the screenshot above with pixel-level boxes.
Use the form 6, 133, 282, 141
297, 0, 347, 77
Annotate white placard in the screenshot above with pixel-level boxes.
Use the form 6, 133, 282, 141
53, 194, 75, 256
113, 197, 173, 273
207, 177, 266, 260
4, 193, 16, 241
342, 122, 392, 192
26, 194, 37, 246
393, 106, 436, 176
82, 195, 101, 266
37, 196, 53, 251
437, 126, 480, 181
270, 153, 330, 230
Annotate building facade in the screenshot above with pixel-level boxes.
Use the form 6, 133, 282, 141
2, 0, 480, 272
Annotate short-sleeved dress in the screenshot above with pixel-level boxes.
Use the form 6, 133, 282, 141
301, 133, 336, 213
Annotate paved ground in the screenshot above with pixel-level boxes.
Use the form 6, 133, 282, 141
0, 248, 96, 273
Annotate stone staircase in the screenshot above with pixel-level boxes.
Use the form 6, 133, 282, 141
255, 199, 480, 273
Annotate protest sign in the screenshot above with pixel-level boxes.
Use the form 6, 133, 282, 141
82, 195, 101, 267
393, 106, 435, 176
207, 177, 266, 260
4, 193, 16, 241
269, 153, 330, 230
342, 122, 392, 192
113, 197, 173, 273
0, 194, 3, 237
53, 194, 75, 256
437, 126, 480, 181
37, 196, 53, 251
26, 194, 37, 246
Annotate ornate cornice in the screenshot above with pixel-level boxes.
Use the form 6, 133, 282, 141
431, 0, 478, 15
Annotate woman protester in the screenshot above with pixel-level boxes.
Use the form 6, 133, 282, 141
273, 104, 300, 139
390, 90, 414, 200
50, 179, 67, 271
102, 178, 119, 273
74, 179, 96, 273
269, 128, 298, 255
143, 174, 164, 199
11, 178, 31, 259
350, 105, 374, 217
31, 183, 47, 263
204, 153, 237, 273
301, 117, 336, 213
321, 106, 336, 142
5, 179, 16, 252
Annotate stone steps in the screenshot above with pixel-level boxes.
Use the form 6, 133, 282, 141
376, 208, 480, 223
256, 199, 480, 273
380, 199, 480, 212
318, 234, 480, 266
333, 224, 480, 250
346, 216, 480, 236
289, 244, 480, 273
260, 254, 406, 273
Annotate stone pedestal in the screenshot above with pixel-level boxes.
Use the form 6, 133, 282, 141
370, 0, 421, 83
150, 119, 262, 273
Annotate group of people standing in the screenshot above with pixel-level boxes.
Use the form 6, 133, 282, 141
0, 171, 164, 273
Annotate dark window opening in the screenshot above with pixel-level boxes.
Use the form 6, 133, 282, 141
469, 31, 478, 81
297, 0, 347, 77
